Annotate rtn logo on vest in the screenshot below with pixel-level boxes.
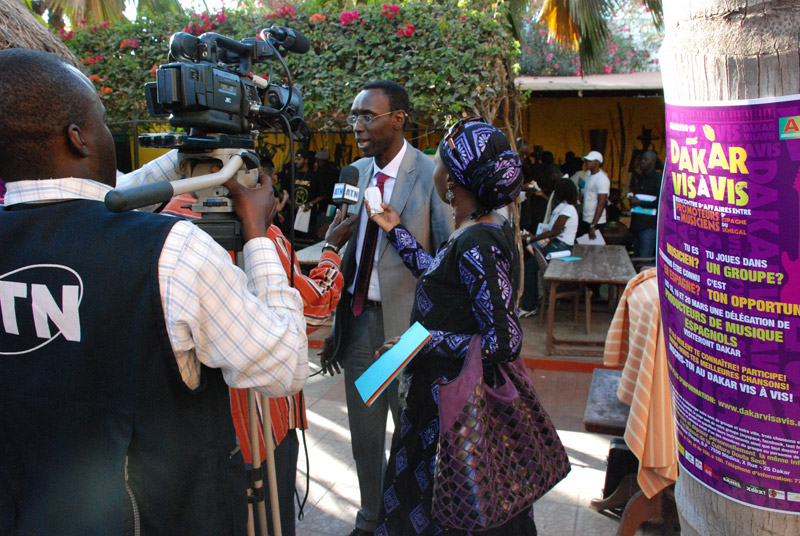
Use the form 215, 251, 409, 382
0, 264, 83, 355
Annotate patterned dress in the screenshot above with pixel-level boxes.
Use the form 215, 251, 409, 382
375, 220, 538, 536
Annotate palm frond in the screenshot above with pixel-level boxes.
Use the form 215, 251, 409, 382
572, 0, 613, 73
136, 0, 182, 18
642, 0, 662, 28
46, 0, 125, 23
538, 0, 579, 48
538, 0, 617, 74
505, 0, 526, 41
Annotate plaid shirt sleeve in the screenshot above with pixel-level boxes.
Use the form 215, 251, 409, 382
159, 220, 308, 398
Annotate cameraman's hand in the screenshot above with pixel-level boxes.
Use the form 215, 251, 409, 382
318, 335, 342, 376
324, 209, 358, 250
226, 174, 276, 242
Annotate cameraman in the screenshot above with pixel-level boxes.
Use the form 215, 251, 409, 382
0, 49, 307, 536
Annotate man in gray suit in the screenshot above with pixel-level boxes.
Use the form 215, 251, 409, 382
320, 80, 452, 536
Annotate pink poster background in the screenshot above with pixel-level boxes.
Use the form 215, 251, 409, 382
659, 95, 800, 512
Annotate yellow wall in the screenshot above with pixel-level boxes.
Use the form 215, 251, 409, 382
132, 94, 667, 193
519, 95, 666, 192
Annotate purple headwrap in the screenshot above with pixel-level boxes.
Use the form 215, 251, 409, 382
438, 121, 522, 218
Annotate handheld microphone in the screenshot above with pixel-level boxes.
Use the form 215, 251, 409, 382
332, 165, 360, 215
266, 26, 310, 54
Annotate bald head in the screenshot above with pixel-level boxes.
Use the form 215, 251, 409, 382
0, 48, 116, 184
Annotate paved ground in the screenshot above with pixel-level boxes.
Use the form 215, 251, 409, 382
279, 298, 680, 536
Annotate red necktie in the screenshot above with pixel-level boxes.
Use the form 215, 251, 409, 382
352, 172, 389, 317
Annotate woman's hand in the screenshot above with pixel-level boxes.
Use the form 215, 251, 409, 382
366, 201, 401, 233
373, 336, 402, 362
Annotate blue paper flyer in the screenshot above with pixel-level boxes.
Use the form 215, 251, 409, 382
355, 322, 431, 406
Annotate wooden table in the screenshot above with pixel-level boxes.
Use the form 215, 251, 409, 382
295, 240, 349, 268
591, 269, 680, 536
543, 245, 636, 356
295, 240, 326, 267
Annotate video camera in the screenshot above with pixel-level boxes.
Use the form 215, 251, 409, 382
144, 27, 307, 140
106, 27, 312, 251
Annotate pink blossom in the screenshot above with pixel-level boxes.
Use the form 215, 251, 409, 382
460, 15, 466, 21
339, 9, 360, 26
545, 53, 553, 61
396, 23, 414, 36
554, 63, 559, 69
381, 4, 400, 18
273, 5, 295, 18
603, 64, 613, 74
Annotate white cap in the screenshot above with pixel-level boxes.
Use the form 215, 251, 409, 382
582, 151, 603, 164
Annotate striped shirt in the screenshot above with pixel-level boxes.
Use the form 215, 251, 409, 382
3, 175, 308, 399
232, 225, 344, 456
604, 268, 677, 498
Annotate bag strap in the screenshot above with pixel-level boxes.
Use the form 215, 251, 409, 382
436, 334, 483, 431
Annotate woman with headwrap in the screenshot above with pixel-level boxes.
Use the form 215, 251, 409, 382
367, 120, 540, 535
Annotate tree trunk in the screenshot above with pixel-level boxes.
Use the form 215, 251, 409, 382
660, 1, 800, 534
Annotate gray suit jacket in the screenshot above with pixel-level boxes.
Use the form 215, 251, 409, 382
331, 144, 453, 361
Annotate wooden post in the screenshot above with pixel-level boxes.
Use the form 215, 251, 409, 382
660, 1, 800, 532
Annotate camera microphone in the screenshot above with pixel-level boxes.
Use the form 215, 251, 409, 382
332, 165, 360, 215
266, 26, 310, 54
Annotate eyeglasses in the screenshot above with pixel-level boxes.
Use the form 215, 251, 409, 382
346, 110, 401, 127
443, 116, 483, 151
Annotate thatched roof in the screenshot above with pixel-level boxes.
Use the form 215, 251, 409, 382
0, 0, 82, 69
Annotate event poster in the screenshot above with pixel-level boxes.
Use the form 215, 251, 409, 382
659, 95, 800, 512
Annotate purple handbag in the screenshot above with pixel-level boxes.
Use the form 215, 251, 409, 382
432, 334, 571, 531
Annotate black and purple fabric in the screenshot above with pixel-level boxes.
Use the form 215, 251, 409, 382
377, 220, 538, 535
438, 121, 522, 217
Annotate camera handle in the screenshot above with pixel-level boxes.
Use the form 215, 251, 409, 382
105, 149, 260, 251
104, 150, 259, 213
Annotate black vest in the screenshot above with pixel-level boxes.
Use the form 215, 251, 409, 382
0, 200, 246, 535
